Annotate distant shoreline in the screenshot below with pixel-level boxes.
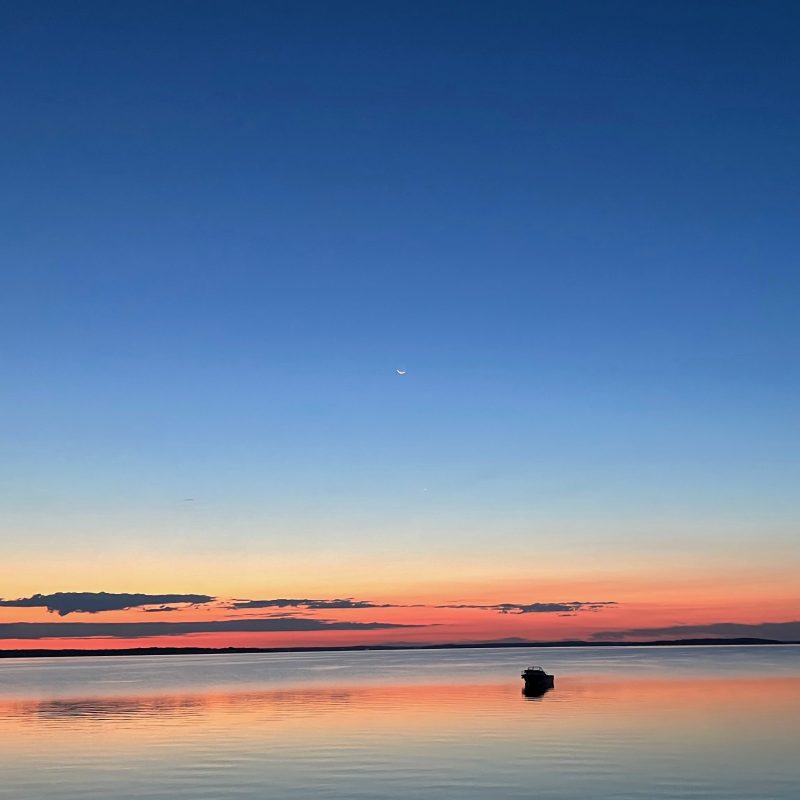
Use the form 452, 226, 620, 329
1, 637, 797, 659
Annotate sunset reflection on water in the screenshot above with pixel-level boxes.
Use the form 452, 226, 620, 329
1, 650, 799, 800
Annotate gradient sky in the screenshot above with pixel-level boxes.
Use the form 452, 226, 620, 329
1, 1, 798, 649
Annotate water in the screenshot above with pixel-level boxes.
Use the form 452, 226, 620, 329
1, 646, 798, 799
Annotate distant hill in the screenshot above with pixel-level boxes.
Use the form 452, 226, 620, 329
0, 637, 796, 658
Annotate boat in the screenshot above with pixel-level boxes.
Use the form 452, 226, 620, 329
521, 666, 555, 696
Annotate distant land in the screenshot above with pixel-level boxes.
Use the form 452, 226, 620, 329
1, 638, 797, 659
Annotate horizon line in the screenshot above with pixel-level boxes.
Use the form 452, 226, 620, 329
2, 637, 798, 660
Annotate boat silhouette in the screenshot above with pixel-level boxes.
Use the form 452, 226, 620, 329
521, 666, 555, 697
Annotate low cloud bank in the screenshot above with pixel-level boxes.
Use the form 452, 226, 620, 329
0, 617, 420, 640
592, 621, 800, 641
230, 598, 617, 615
0, 592, 215, 616
438, 601, 617, 614
228, 598, 394, 610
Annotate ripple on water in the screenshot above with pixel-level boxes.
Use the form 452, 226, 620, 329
1, 647, 799, 800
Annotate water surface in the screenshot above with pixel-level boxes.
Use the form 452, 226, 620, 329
1, 646, 798, 799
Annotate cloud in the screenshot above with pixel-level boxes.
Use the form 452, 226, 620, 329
0, 591, 618, 623
0, 617, 421, 640
228, 598, 617, 615
0, 592, 215, 616
227, 598, 396, 611
437, 601, 617, 614
591, 620, 800, 642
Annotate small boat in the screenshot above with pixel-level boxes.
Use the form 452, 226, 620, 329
521, 666, 555, 696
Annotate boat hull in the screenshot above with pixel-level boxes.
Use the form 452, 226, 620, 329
521, 669, 555, 696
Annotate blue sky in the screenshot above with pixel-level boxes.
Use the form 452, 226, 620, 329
1, 2, 798, 634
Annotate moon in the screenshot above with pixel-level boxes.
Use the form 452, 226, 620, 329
396, 369, 407, 375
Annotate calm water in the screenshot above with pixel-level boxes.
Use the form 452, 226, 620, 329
1, 646, 798, 799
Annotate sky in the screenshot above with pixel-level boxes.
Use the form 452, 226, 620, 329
1, 0, 798, 650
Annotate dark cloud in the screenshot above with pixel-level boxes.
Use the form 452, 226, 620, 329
0, 592, 618, 623
437, 601, 617, 614
591, 621, 800, 642
228, 598, 617, 615
0, 617, 421, 640
227, 598, 395, 611
0, 592, 215, 616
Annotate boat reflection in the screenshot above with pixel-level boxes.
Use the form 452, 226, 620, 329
522, 685, 552, 700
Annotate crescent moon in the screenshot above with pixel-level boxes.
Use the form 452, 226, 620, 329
396, 369, 407, 375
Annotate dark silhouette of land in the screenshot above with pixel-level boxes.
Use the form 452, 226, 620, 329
0, 637, 796, 659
